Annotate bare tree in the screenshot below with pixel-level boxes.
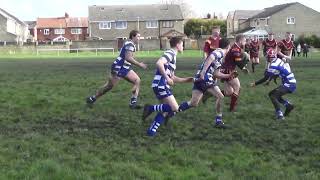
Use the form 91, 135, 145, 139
159, 0, 195, 18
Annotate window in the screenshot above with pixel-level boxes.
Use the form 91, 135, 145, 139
71, 28, 82, 34
266, 19, 269, 26
115, 21, 127, 29
54, 29, 65, 35
287, 17, 295, 24
44, 29, 50, 35
146, 20, 158, 28
99, 22, 111, 29
256, 20, 260, 26
162, 21, 174, 28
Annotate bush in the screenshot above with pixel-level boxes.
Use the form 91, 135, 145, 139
297, 34, 320, 48
184, 19, 226, 38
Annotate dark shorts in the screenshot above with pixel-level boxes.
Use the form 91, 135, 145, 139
153, 86, 173, 100
193, 80, 214, 93
111, 64, 131, 78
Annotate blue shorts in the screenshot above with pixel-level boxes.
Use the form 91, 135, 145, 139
111, 64, 131, 78
193, 80, 214, 93
153, 86, 173, 100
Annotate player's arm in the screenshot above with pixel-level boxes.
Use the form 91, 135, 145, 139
125, 50, 147, 69
172, 74, 193, 83
156, 57, 174, 85
203, 41, 210, 59
251, 71, 271, 87
199, 54, 214, 80
277, 43, 291, 61
214, 69, 234, 79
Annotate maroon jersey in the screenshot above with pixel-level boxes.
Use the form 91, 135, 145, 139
262, 39, 277, 55
278, 39, 294, 56
222, 43, 242, 71
203, 36, 221, 55
249, 40, 260, 58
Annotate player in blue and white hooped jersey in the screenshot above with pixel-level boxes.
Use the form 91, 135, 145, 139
142, 37, 193, 136
86, 30, 147, 109
251, 48, 296, 120
173, 38, 237, 128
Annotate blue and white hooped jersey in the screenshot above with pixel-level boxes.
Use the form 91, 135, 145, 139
266, 58, 296, 91
151, 49, 177, 89
112, 40, 136, 70
194, 49, 224, 85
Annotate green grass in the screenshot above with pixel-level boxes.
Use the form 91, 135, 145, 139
0, 53, 319, 179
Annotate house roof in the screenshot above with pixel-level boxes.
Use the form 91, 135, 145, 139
243, 29, 268, 36
66, 17, 88, 27
233, 10, 263, 20
161, 29, 186, 38
0, 8, 26, 26
250, 2, 298, 19
25, 21, 37, 29
88, 4, 184, 21
37, 16, 88, 28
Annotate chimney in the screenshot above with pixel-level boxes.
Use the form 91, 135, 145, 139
65, 13, 69, 18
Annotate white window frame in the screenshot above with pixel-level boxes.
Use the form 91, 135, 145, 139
71, 28, 82, 34
287, 17, 295, 24
54, 29, 65, 35
44, 29, 50, 35
115, 21, 127, 29
162, 21, 174, 28
99, 21, 111, 29
146, 20, 158, 28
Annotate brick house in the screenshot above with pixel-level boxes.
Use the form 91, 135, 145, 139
36, 13, 88, 42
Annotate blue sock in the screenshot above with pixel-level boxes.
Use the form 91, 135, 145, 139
178, 101, 191, 112
130, 97, 137, 105
148, 104, 172, 112
279, 99, 290, 107
215, 115, 222, 123
147, 113, 164, 136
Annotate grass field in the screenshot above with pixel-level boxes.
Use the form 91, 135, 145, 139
0, 53, 319, 179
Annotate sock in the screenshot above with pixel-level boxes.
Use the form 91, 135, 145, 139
148, 104, 172, 113
252, 63, 255, 72
276, 109, 283, 117
279, 99, 290, 107
178, 101, 191, 112
215, 115, 222, 123
147, 113, 164, 136
90, 95, 96, 102
230, 93, 239, 111
130, 97, 137, 105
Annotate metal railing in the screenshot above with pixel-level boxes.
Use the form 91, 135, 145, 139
36, 47, 115, 56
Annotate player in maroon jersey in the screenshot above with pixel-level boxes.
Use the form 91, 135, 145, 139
278, 32, 294, 63
262, 33, 277, 69
221, 34, 248, 112
249, 35, 260, 73
203, 26, 221, 58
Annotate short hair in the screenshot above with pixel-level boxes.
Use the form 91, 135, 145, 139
129, 30, 139, 39
170, 37, 183, 48
219, 37, 230, 49
212, 26, 220, 29
235, 34, 245, 43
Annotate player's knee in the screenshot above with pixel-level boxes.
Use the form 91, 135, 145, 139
135, 77, 141, 85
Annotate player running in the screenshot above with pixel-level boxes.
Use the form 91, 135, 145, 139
142, 37, 193, 136
86, 30, 147, 109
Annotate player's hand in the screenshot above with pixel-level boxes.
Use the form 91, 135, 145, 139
231, 71, 239, 78
139, 62, 147, 69
250, 82, 255, 87
186, 77, 193, 83
166, 77, 174, 86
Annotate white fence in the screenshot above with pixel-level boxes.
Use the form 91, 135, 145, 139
36, 47, 115, 56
